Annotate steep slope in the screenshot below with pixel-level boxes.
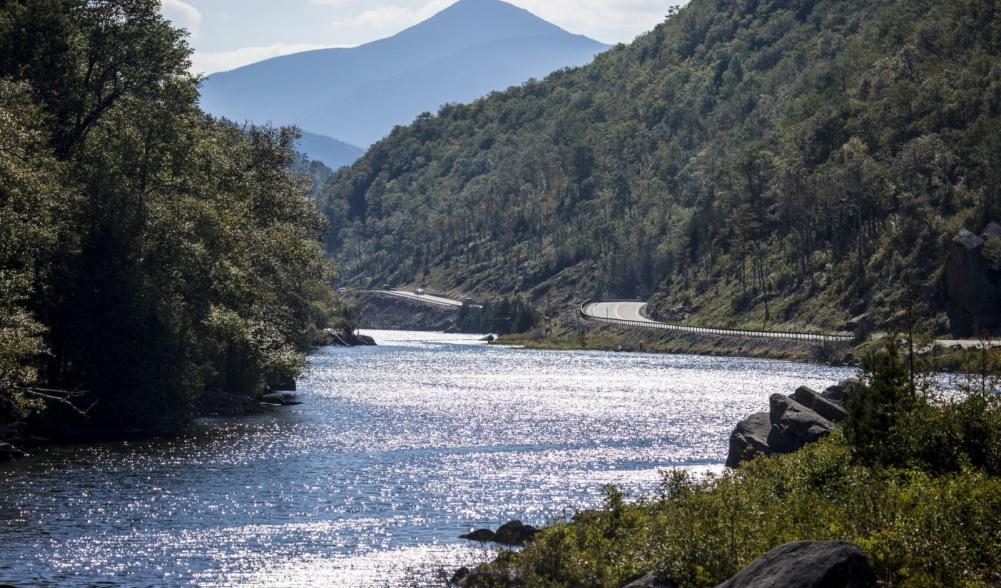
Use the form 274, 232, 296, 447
199, 0, 609, 149
318, 0, 1001, 336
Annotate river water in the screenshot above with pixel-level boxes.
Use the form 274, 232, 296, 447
0, 330, 853, 587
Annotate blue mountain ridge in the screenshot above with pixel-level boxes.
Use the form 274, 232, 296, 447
199, 0, 610, 167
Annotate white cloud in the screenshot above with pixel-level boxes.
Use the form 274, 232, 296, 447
308, 0, 674, 45
317, 0, 455, 45
510, 0, 672, 44
191, 43, 346, 75
161, 0, 203, 39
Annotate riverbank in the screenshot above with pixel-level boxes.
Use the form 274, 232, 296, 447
452, 342, 1001, 587
498, 320, 999, 374
496, 322, 854, 365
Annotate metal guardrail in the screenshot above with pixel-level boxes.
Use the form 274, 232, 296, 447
578, 299, 854, 344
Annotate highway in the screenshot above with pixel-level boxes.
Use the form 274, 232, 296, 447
583, 301, 659, 324
364, 289, 481, 309
581, 300, 854, 343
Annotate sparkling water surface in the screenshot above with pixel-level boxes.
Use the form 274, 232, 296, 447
0, 330, 854, 586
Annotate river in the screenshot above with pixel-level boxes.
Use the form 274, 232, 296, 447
0, 330, 854, 587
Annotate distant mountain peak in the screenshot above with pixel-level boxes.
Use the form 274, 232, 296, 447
199, 0, 609, 165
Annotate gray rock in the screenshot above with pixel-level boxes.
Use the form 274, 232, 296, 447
459, 528, 496, 542
260, 392, 286, 405
494, 520, 539, 545
791, 386, 848, 422
767, 395, 835, 454
620, 571, 678, 587
726, 412, 772, 468
947, 225, 1001, 333
821, 379, 859, 406
715, 541, 876, 588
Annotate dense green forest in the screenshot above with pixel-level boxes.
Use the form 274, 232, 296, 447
0, 0, 337, 438
319, 0, 1001, 336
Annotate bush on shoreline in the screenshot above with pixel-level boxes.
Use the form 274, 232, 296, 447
464, 340, 1001, 587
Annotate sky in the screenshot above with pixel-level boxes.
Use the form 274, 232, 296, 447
160, 0, 682, 74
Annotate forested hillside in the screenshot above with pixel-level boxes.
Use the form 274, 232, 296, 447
320, 0, 1001, 336
0, 1, 337, 437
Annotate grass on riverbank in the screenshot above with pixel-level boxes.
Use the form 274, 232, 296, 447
463, 340, 1001, 588
494, 325, 846, 363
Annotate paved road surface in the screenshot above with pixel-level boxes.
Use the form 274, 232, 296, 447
584, 301, 659, 323
364, 290, 481, 309
581, 301, 852, 343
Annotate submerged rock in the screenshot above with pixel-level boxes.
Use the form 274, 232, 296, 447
714, 541, 876, 588
459, 520, 538, 546
260, 392, 302, 406
494, 520, 539, 545
459, 528, 496, 542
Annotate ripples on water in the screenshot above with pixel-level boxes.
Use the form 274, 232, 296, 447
0, 330, 854, 586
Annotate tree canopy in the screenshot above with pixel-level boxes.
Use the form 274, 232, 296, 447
0, 0, 337, 436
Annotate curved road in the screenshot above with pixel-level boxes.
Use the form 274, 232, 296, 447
584, 301, 658, 324
363, 290, 482, 309
581, 301, 853, 343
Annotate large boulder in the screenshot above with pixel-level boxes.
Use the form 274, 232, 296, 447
459, 528, 496, 542
715, 541, 876, 588
767, 395, 835, 454
946, 223, 1001, 334
821, 379, 858, 406
726, 412, 772, 468
791, 386, 848, 422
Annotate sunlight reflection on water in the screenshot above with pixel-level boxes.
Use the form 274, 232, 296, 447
0, 330, 854, 586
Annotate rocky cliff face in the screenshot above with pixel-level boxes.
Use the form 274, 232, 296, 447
946, 222, 1001, 335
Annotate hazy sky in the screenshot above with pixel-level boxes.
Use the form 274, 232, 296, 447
160, 0, 681, 74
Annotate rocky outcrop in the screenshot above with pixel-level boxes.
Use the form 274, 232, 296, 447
726, 412, 772, 468
317, 327, 377, 347
714, 541, 875, 588
790, 387, 847, 424
766, 394, 835, 454
946, 222, 1001, 334
460, 520, 539, 546
260, 392, 303, 406
352, 291, 458, 332
727, 381, 854, 467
